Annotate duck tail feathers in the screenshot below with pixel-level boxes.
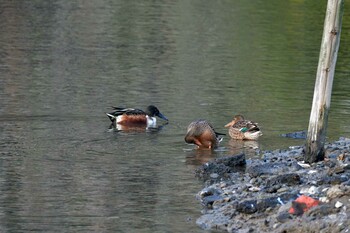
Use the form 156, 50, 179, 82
106, 112, 117, 122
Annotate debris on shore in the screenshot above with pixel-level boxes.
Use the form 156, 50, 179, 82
195, 137, 350, 233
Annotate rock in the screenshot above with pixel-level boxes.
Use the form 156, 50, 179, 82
319, 196, 329, 203
304, 203, 338, 217
236, 200, 258, 214
276, 202, 293, 223
248, 186, 261, 192
196, 212, 230, 231
264, 185, 281, 193
328, 166, 345, 175
195, 153, 246, 181
335, 201, 343, 208
316, 174, 348, 185
265, 173, 301, 187
277, 187, 289, 193
198, 187, 220, 198
277, 201, 292, 214
214, 153, 246, 167
276, 212, 292, 223
327, 185, 344, 199
281, 130, 307, 139
337, 153, 346, 161
300, 186, 319, 195
201, 195, 223, 208
247, 162, 300, 178
195, 138, 350, 232
297, 161, 311, 168
236, 193, 298, 214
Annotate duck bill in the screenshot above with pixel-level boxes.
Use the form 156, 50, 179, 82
224, 120, 235, 128
157, 112, 169, 122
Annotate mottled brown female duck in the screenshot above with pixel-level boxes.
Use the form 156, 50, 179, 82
224, 115, 262, 140
185, 120, 223, 149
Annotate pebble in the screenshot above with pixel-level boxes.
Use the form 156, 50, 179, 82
299, 186, 318, 195
298, 161, 311, 168
277, 187, 289, 193
335, 201, 343, 208
327, 185, 344, 199
249, 178, 256, 184
195, 137, 350, 233
248, 186, 261, 192
319, 197, 329, 203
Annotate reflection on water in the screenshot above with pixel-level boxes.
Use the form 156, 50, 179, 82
112, 122, 169, 133
1, 0, 350, 232
184, 149, 219, 167
185, 139, 261, 167
227, 139, 261, 157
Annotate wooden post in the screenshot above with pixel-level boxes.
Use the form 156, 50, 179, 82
305, 0, 344, 163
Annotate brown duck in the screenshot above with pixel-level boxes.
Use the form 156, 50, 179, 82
224, 115, 262, 140
185, 120, 223, 149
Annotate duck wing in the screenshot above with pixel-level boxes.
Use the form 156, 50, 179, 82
233, 120, 260, 133
109, 107, 146, 116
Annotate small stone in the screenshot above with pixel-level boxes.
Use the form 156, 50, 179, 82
276, 212, 291, 223
265, 173, 301, 186
300, 187, 308, 194
248, 186, 261, 192
328, 166, 345, 175
277, 187, 289, 193
300, 186, 318, 195
199, 187, 220, 198
277, 202, 292, 214
223, 190, 231, 195
210, 173, 219, 179
308, 186, 319, 195
298, 161, 311, 168
319, 197, 329, 203
335, 201, 343, 208
338, 153, 346, 161
327, 185, 344, 199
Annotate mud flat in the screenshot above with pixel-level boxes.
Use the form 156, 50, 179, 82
195, 137, 350, 233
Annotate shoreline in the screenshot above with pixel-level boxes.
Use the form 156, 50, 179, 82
195, 137, 350, 232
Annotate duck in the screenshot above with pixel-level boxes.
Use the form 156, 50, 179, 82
185, 120, 224, 149
224, 115, 262, 140
106, 105, 168, 128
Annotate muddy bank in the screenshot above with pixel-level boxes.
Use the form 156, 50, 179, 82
195, 137, 350, 233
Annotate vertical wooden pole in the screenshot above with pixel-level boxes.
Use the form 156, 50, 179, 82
305, 0, 344, 163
